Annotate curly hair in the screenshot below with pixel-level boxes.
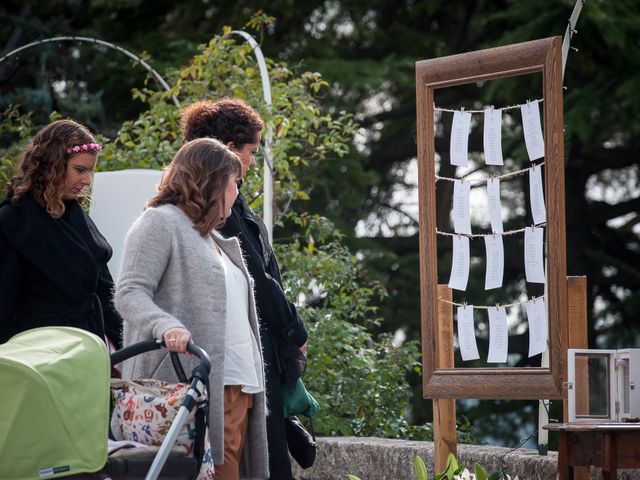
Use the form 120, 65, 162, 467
148, 138, 242, 235
7, 119, 98, 218
180, 98, 264, 147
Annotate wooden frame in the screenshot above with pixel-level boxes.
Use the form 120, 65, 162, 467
416, 37, 567, 400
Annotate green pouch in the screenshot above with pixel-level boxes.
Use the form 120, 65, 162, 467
283, 378, 320, 418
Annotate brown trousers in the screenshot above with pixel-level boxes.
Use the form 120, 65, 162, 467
214, 385, 254, 480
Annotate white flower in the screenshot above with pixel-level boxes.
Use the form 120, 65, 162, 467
454, 468, 475, 480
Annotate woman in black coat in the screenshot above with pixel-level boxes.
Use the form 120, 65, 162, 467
181, 99, 308, 480
0, 119, 122, 348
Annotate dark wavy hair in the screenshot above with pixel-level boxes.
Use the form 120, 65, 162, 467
7, 119, 98, 218
148, 138, 241, 235
180, 98, 264, 147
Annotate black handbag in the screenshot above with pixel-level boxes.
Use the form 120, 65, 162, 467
285, 415, 317, 469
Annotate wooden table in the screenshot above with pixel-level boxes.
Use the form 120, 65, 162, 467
544, 423, 640, 479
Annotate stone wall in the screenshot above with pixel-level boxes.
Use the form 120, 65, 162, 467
291, 436, 640, 480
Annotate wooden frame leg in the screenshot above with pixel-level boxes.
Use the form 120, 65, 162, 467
434, 285, 457, 473
602, 432, 617, 480
557, 431, 572, 480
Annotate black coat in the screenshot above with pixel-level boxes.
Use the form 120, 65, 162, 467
0, 193, 123, 347
221, 192, 307, 479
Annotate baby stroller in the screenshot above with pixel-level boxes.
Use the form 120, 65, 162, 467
0, 326, 211, 480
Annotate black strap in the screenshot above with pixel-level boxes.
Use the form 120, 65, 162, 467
170, 352, 188, 383
189, 363, 211, 474
308, 416, 317, 442
193, 401, 208, 473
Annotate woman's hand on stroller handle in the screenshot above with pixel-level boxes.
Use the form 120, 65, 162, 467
162, 327, 192, 353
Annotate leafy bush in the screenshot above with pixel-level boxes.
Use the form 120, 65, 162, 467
276, 213, 431, 439
348, 453, 517, 480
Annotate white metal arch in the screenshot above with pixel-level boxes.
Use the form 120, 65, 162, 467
0, 36, 179, 107
229, 30, 274, 244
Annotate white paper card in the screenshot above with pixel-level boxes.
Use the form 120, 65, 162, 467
453, 180, 472, 234
521, 100, 545, 161
484, 234, 504, 290
529, 165, 546, 225
486, 178, 503, 233
487, 306, 508, 363
457, 306, 480, 361
483, 108, 503, 165
448, 235, 470, 291
525, 227, 545, 283
450, 110, 472, 167
526, 298, 548, 357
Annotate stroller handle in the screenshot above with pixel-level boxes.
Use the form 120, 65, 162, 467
110, 339, 211, 378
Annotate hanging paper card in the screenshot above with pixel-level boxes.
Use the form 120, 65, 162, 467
450, 110, 472, 167
457, 306, 480, 361
448, 235, 470, 291
524, 226, 545, 283
483, 108, 503, 166
486, 178, 503, 233
526, 298, 548, 357
487, 306, 508, 363
484, 234, 504, 290
521, 100, 545, 161
453, 180, 471, 234
529, 165, 546, 225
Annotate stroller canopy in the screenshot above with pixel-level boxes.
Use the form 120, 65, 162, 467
0, 327, 110, 479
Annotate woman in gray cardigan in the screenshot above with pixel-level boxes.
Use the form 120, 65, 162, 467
115, 138, 269, 480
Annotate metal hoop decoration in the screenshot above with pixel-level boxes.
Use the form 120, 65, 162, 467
227, 30, 275, 245
0, 36, 179, 107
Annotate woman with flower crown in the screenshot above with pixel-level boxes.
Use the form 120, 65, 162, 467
0, 119, 122, 347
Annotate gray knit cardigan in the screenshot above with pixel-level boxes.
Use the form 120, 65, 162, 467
114, 204, 269, 479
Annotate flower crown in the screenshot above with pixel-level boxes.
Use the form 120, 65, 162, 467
66, 143, 103, 154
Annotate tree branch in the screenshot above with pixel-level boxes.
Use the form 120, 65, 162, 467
584, 142, 640, 175
589, 196, 640, 224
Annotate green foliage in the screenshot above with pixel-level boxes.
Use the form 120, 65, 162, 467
348, 453, 509, 480
434, 453, 460, 480
474, 463, 487, 480
99, 14, 358, 214
0, 106, 35, 187
276, 214, 431, 439
414, 455, 429, 480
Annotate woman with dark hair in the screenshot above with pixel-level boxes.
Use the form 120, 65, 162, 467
115, 138, 269, 480
181, 99, 308, 480
0, 119, 122, 347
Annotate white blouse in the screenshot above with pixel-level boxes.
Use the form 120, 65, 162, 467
218, 245, 264, 394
